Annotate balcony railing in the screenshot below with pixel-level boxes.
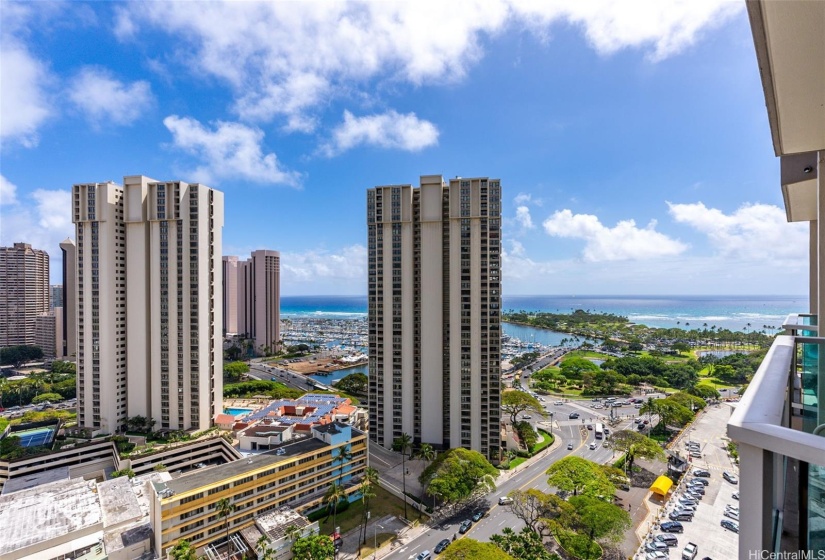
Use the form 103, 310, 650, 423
728, 315, 825, 558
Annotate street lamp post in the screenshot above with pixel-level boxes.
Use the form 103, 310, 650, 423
373, 521, 384, 560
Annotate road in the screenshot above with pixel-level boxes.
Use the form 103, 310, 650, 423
246, 361, 334, 393
378, 397, 659, 559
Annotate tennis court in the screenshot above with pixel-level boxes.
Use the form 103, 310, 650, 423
14, 426, 56, 448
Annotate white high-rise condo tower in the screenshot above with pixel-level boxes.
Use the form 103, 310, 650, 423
367, 175, 502, 462
72, 176, 224, 434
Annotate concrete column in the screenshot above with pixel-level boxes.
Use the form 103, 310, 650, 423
811, 220, 818, 315
819, 151, 825, 430
738, 442, 774, 559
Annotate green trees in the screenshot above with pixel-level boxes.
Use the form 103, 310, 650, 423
415, 443, 437, 509
50, 360, 76, 374
126, 416, 156, 434
421, 448, 498, 509
559, 357, 600, 380
440, 538, 516, 560
490, 527, 556, 560
0, 345, 43, 366
568, 495, 631, 545
335, 372, 367, 395
393, 432, 412, 519
169, 539, 198, 560
332, 444, 352, 484
223, 361, 250, 382
358, 467, 379, 553
545, 457, 615, 498
501, 391, 544, 426
606, 430, 665, 475
506, 489, 573, 534
292, 533, 335, 560
216, 498, 236, 557
31, 392, 63, 404
323, 483, 347, 529
111, 468, 136, 479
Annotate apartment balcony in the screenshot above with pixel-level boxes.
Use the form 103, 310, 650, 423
727, 314, 825, 558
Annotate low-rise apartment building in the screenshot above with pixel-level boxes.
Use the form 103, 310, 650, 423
150, 422, 366, 555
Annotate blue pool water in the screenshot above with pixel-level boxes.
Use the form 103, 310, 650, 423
224, 407, 254, 417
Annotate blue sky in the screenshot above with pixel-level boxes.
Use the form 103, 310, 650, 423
0, 1, 808, 296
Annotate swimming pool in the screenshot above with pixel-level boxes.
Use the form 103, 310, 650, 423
13, 426, 57, 448
224, 407, 254, 417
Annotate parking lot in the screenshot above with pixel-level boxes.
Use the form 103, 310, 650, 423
640, 404, 739, 560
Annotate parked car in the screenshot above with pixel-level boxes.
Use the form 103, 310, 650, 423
678, 497, 698, 506
723, 471, 739, 484
690, 477, 709, 486
721, 519, 740, 533
416, 551, 431, 560
498, 496, 513, 505
732, 492, 739, 500
724, 509, 740, 521
692, 469, 711, 477
660, 521, 684, 533
459, 520, 472, 534
682, 542, 698, 560
686, 486, 705, 495
689, 451, 702, 458
645, 552, 668, 560
434, 539, 451, 554
645, 541, 670, 552
670, 512, 694, 521
471, 510, 485, 522
655, 533, 679, 547
726, 505, 740, 513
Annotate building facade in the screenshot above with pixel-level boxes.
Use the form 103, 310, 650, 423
73, 176, 224, 434
224, 250, 281, 354
59, 238, 77, 359
367, 175, 502, 462
728, 2, 825, 558
34, 311, 59, 359
222, 256, 240, 335
151, 423, 366, 554
50, 284, 62, 310
0, 242, 49, 349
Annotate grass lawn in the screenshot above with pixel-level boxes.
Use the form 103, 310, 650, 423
531, 430, 554, 454
319, 484, 428, 536
507, 457, 527, 469
564, 350, 608, 360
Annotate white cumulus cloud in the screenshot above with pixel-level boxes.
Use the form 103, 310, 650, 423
163, 115, 300, 186
0, 188, 73, 259
68, 67, 153, 126
668, 201, 807, 262
543, 209, 688, 261
1, 175, 19, 205
0, 40, 52, 148
515, 206, 534, 230
279, 245, 367, 294
113, 1, 740, 130
321, 110, 439, 156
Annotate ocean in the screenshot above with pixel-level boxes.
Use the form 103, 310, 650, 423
283, 294, 806, 332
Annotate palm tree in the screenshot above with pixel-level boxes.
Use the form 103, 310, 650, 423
357, 468, 379, 554
324, 482, 347, 530
358, 467, 380, 547
216, 497, 236, 559
415, 443, 437, 510
394, 433, 413, 520
333, 444, 352, 484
